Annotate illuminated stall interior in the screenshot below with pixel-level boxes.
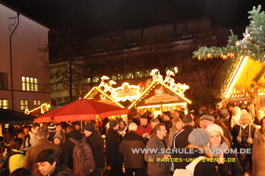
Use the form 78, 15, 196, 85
222, 56, 265, 110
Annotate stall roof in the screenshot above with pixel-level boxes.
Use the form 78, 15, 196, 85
223, 56, 265, 98
128, 79, 192, 109
84, 87, 125, 108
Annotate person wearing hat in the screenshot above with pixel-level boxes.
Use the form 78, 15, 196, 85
206, 124, 243, 176
53, 132, 63, 146
173, 128, 229, 176
232, 112, 256, 174
136, 115, 152, 139
199, 114, 215, 129
84, 123, 104, 176
106, 120, 123, 176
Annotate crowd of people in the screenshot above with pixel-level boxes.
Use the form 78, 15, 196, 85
0, 103, 264, 176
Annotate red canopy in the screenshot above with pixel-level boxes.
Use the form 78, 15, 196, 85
34, 99, 129, 123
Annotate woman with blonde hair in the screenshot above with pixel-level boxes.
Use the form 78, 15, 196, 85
206, 124, 243, 176
173, 129, 229, 176
232, 112, 256, 174
168, 117, 183, 147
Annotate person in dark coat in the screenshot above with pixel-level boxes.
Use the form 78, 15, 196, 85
231, 112, 256, 174
84, 123, 105, 176
106, 120, 123, 176
172, 115, 193, 169
119, 123, 146, 176
206, 124, 244, 176
173, 129, 229, 176
144, 123, 171, 176
172, 115, 194, 150
102, 117, 110, 135
162, 111, 172, 132
36, 149, 73, 176
23, 127, 61, 176
61, 127, 83, 170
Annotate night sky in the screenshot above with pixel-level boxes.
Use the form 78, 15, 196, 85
2, 0, 265, 37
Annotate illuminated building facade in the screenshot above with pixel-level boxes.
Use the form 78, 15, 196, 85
0, 3, 50, 111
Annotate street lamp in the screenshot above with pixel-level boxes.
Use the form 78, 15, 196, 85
9, 11, 20, 110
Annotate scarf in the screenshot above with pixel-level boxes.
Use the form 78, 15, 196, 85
210, 141, 228, 157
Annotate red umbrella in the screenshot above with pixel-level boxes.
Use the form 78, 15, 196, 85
34, 99, 129, 123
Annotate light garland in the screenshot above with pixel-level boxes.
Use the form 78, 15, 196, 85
111, 82, 141, 102
224, 56, 249, 98
83, 87, 125, 108
137, 102, 187, 109
24, 103, 51, 115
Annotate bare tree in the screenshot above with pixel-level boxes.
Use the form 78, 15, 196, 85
49, 29, 88, 101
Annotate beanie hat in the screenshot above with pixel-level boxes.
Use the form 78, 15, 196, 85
200, 115, 215, 122
84, 123, 96, 132
109, 120, 118, 129
206, 124, 224, 136
188, 129, 210, 147
48, 123, 56, 131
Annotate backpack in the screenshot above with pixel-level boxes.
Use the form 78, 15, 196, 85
69, 137, 96, 176
173, 156, 205, 176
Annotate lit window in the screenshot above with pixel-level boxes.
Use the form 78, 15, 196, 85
34, 100, 41, 106
22, 76, 38, 91
117, 74, 123, 80
34, 78, 38, 91
20, 99, 29, 110
173, 67, 178, 73
0, 99, 9, 109
135, 71, 143, 78
92, 76, 99, 83
86, 78, 91, 83
111, 75, 117, 80
126, 72, 134, 79
144, 70, 150, 77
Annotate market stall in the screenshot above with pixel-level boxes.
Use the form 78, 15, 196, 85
83, 69, 192, 116
221, 56, 265, 111
128, 79, 192, 115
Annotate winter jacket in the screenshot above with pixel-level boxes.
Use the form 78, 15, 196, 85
61, 130, 83, 170
232, 124, 256, 148
223, 152, 244, 176
106, 128, 122, 166
119, 131, 146, 169
172, 125, 193, 149
144, 135, 171, 176
8, 149, 25, 173
24, 131, 38, 149
23, 138, 61, 176
136, 124, 152, 137
85, 130, 104, 167
173, 147, 229, 176
50, 164, 73, 176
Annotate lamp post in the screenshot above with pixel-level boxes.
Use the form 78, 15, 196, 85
9, 11, 20, 110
